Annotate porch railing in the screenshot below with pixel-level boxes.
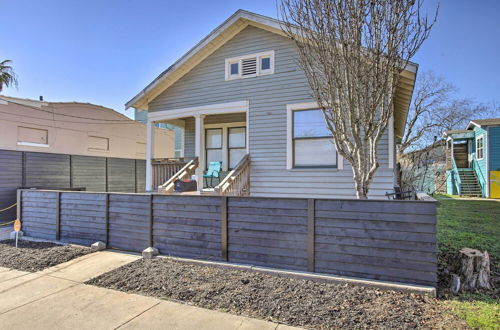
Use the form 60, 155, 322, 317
214, 154, 250, 196
152, 159, 186, 189
159, 157, 199, 193
471, 155, 486, 196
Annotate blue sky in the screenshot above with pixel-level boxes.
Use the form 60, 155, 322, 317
2, 0, 499, 118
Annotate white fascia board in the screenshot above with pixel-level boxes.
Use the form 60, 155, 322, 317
147, 100, 249, 123
467, 120, 481, 129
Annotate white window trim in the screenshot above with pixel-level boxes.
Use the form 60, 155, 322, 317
16, 141, 50, 148
225, 50, 275, 81
286, 102, 343, 170
476, 135, 484, 160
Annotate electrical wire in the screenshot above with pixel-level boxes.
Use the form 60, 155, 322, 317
0, 109, 139, 125
2, 99, 134, 122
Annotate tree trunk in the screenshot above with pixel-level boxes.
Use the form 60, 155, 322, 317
450, 248, 492, 294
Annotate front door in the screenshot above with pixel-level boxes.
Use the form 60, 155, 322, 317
453, 143, 469, 168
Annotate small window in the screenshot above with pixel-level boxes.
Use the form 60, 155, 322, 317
88, 136, 109, 151
476, 135, 484, 160
261, 57, 271, 71
225, 51, 274, 80
230, 62, 239, 75
292, 109, 336, 168
17, 126, 48, 146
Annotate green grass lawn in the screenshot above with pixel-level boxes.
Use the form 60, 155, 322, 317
435, 195, 500, 329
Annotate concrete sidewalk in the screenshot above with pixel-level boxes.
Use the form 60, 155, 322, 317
0, 250, 298, 330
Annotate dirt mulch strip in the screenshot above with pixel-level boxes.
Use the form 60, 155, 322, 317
86, 258, 467, 329
0, 239, 91, 272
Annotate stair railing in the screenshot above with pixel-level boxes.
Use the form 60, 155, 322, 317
471, 155, 486, 197
152, 159, 186, 189
214, 154, 250, 196
159, 157, 199, 194
451, 157, 461, 195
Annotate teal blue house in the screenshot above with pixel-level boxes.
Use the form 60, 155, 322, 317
444, 118, 500, 198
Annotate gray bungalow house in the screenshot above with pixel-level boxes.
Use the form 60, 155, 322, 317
127, 10, 417, 199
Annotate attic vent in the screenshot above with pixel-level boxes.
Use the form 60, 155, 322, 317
225, 50, 275, 81
241, 58, 257, 76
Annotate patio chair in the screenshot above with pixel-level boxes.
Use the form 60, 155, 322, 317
203, 161, 222, 188
385, 186, 414, 200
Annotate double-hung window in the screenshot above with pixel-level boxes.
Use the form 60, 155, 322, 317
205, 128, 223, 169
291, 109, 337, 168
228, 127, 246, 169
225, 51, 274, 80
476, 135, 484, 160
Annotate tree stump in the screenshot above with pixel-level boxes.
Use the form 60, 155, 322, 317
450, 248, 492, 293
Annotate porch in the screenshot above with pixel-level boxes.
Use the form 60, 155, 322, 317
445, 130, 484, 197
145, 101, 250, 196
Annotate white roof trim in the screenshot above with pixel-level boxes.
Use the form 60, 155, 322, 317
467, 120, 481, 129
147, 100, 249, 122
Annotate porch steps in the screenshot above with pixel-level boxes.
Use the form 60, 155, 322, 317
458, 169, 482, 197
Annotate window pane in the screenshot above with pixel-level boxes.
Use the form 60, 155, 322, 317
229, 127, 246, 148
230, 63, 239, 75
206, 129, 222, 148
294, 138, 336, 167
261, 57, 270, 70
293, 110, 331, 138
207, 149, 223, 168
229, 149, 246, 169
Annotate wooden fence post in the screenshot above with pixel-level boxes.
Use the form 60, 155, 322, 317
104, 193, 109, 245
221, 196, 228, 261
307, 198, 315, 272
148, 194, 153, 247
55, 192, 61, 240
16, 189, 22, 221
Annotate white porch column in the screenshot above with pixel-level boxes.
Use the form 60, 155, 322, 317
194, 114, 205, 190
145, 119, 155, 192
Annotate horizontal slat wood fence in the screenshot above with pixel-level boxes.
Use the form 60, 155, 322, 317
19, 190, 438, 286
0, 149, 148, 223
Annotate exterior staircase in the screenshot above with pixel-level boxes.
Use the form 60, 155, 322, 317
458, 169, 482, 197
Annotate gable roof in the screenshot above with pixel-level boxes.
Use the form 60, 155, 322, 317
468, 118, 500, 128
125, 9, 417, 139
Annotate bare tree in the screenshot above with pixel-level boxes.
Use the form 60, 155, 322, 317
399, 71, 454, 155
279, 0, 437, 198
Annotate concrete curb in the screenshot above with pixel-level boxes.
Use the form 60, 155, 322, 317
157, 255, 436, 297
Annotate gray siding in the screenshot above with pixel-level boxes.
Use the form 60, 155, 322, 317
149, 26, 393, 199
20, 190, 438, 286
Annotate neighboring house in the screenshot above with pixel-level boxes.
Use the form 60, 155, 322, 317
0, 95, 174, 159
126, 10, 417, 199
135, 109, 184, 158
399, 140, 446, 194
443, 118, 500, 198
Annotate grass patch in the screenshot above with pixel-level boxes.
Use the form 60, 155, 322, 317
435, 194, 500, 268
447, 298, 499, 330
435, 195, 500, 329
